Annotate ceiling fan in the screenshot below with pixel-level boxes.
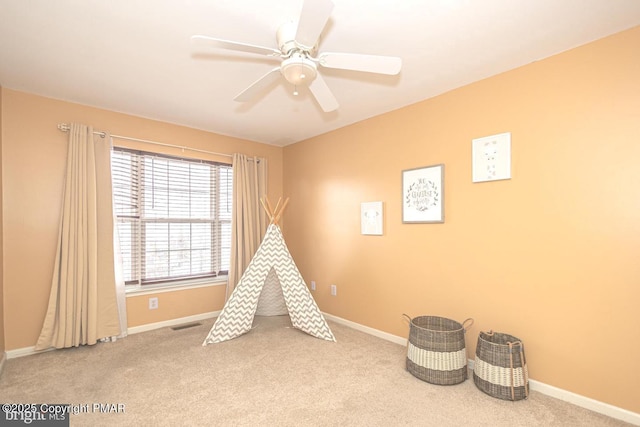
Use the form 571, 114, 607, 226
191, 0, 402, 112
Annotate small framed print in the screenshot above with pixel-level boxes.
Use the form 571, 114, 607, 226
402, 164, 444, 223
472, 132, 511, 183
361, 201, 383, 235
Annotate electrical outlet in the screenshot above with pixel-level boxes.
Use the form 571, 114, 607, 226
330, 284, 337, 296
149, 297, 158, 310
310, 280, 316, 291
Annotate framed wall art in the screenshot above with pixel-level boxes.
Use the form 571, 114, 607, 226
472, 132, 511, 183
360, 201, 383, 235
402, 164, 444, 223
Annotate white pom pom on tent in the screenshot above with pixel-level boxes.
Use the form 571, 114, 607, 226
203, 197, 335, 345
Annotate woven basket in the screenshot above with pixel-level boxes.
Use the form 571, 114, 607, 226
404, 315, 473, 385
473, 331, 529, 401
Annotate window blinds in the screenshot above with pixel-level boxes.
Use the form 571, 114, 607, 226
111, 148, 232, 285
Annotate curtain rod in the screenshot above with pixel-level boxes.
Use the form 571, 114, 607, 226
57, 123, 232, 159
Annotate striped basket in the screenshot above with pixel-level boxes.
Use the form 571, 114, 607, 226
473, 331, 529, 401
404, 315, 474, 385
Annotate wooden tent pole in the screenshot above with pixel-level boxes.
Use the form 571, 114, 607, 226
265, 198, 276, 221
260, 198, 274, 222
272, 197, 290, 225
260, 196, 290, 225
272, 197, 282, 218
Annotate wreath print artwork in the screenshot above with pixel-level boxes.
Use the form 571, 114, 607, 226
402, 164, 444, 223
405, 178, 439, 212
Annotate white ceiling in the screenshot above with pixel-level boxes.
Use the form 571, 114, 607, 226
1, 1, 639, 147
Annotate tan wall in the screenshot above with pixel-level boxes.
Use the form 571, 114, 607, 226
0, 85, 5, 355
283, 27, 640, 413
1, 90, 283, 350
126, 285, 227, 328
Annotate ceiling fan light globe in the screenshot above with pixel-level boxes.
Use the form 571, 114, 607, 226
281, 54, 317, 86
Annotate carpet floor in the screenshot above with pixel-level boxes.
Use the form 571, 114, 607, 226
0, 316, 632, 426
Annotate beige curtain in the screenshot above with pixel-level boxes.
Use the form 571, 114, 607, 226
227, 154, 268, 299
36, 123, 121, 350
113, 221, 128, 339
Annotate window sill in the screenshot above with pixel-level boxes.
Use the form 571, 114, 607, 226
125, 276, 227, 297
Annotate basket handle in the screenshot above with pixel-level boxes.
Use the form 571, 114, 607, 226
521, 346, 530, 398
462, 318, 474, 331
402, 313, 412, 324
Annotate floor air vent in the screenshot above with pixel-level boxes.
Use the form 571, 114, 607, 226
171, 322, 202, 331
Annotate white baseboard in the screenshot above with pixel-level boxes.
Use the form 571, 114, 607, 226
323, 313, 408, 346
324, 313, 640, 426
0, 352, 6, 375
6, 311, 220, 359
528, 379, 640, 425
6, 345, 55, 360
126, 311, 219, 335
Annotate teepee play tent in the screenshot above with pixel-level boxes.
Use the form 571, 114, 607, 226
203, 198, 335, 345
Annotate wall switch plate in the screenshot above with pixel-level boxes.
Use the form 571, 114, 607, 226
310, 281, 316, 291
149, 297, 158, 310
330, 284, 337, 296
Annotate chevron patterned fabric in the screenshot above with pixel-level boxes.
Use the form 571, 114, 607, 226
203, 224, 335, 345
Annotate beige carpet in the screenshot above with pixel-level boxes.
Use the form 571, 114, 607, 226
0, 316, 631, 426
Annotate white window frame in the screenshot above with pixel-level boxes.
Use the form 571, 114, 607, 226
111, 147, 232, 292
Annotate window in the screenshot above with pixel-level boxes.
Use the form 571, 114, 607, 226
111, 147, 232, 287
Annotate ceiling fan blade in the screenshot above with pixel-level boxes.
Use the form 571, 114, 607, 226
308, 73, 339, 112
234, 67, 282, 102
295, 0, 334, 49
191, 35, 281, 57
319, 52, 402, 75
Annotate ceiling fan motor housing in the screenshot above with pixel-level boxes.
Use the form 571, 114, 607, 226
277, 21, 317, 55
